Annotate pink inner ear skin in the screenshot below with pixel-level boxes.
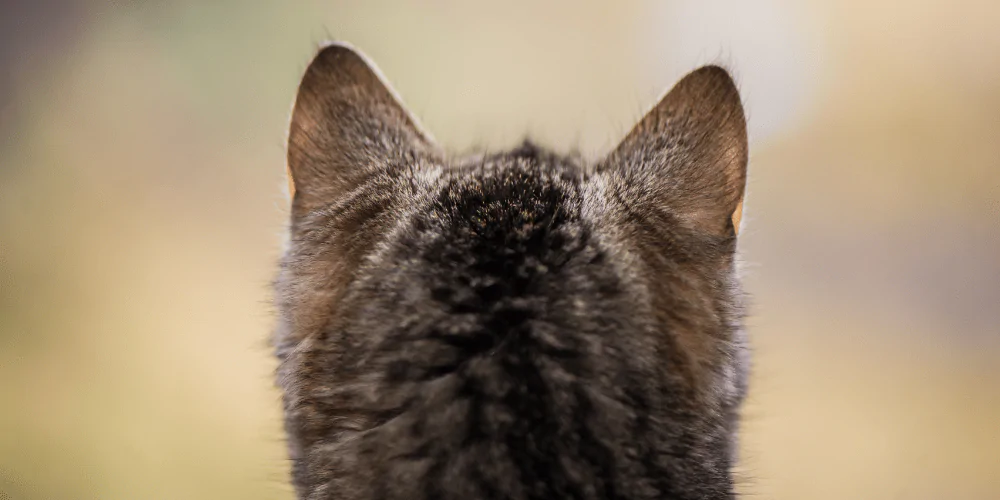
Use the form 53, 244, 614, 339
732, 199, 743, 235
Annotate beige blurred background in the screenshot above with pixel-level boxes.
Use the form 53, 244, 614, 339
1, 1, 998, 499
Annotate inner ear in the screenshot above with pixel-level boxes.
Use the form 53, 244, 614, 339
732, 198, 744, 236
605, 65, 748, 236
287, 42, 438, 215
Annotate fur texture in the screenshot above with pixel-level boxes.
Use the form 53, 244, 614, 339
275, 43, 749, 500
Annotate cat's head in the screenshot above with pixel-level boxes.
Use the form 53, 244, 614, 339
275, 43, 749, 499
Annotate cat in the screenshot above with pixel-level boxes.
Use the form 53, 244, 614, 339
274, 42, 749, 500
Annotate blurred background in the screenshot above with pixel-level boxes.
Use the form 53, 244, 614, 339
1, 1, 998, 498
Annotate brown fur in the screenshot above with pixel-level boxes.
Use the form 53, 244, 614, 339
275, 43, 750, 500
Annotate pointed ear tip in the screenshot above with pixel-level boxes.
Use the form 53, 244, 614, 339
692, 64, 735, 78
305, 41, 369, 74
687, 65, 740, 94
678, 65, 747, 138
315, 40, 364, 59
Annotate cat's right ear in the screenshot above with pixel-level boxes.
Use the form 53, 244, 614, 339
603, 66, 748, 237
286, 42, 437, 216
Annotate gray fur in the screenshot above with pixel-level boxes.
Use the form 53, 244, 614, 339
275, 42, 750, 500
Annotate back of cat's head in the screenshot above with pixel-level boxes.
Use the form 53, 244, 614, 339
275, 42, 750, 500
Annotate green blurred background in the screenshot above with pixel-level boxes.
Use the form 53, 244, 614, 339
1, 1, 998, 498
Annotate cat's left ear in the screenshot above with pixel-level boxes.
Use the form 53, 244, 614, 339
286, 42, 438, 216
604, 66, 748, 236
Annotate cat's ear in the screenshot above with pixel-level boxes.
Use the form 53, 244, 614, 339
286, 42, 437, 215
605, 65, 747, 236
